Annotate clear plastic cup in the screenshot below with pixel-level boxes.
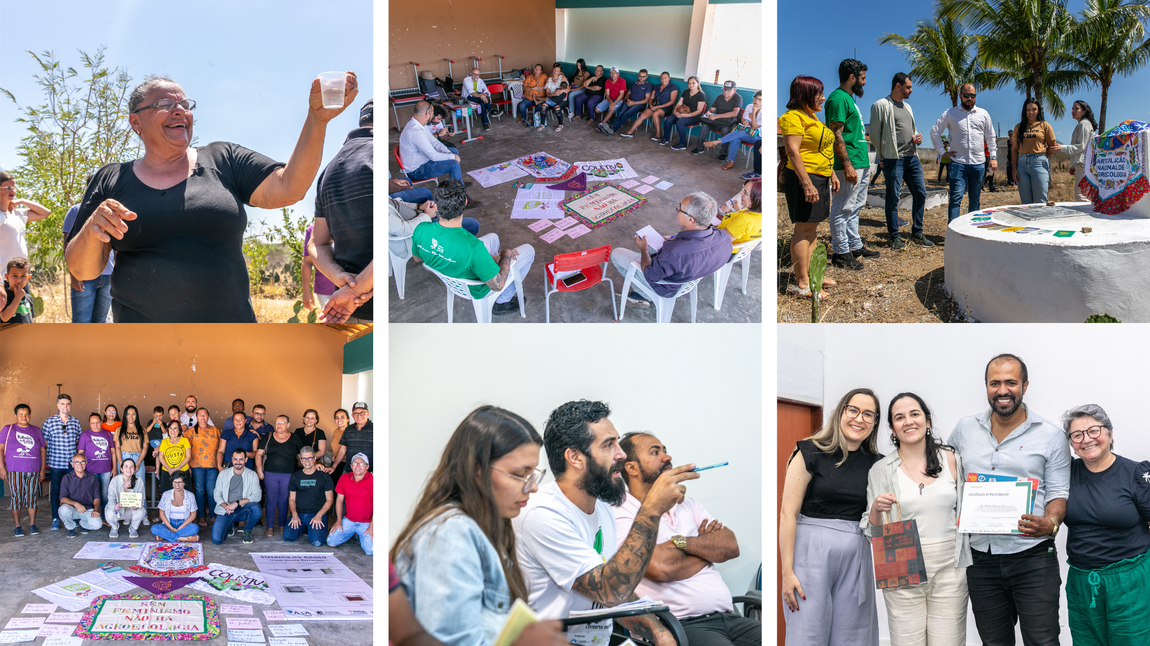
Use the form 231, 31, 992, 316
318, 72, 346, 109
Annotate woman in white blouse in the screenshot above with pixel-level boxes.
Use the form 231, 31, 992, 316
106, 457, 146, 539
1061, 100, 1098, 202
0, 172, 52, 274
151, 472, 200, 542
863, 392, 970, 646
541, 66, 570, 132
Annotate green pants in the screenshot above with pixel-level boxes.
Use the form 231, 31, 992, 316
1067, 549, 1150, 646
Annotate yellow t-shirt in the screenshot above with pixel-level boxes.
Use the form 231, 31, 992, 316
779, 109, 834, 177
159, 437, 192, 472
718, 209, 762, 246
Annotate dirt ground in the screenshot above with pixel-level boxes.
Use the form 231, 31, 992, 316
776, 160, 1080, 323
31, 278, 297, 323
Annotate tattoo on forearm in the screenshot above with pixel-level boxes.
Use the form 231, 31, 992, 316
573, 513, 660, 605
486, 257, 512, 291
618, 615, 661, 644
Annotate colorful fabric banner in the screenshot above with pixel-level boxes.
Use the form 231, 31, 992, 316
1080, 120, 1150, 215
122, 577, 199, 595
74, 594, 219, 641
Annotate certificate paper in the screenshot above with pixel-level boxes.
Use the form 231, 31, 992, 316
958, 481, 1034, 534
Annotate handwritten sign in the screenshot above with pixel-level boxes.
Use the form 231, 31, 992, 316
85, 598, 208, 635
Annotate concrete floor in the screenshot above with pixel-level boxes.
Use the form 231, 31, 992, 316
387, 111, 762, 323
0, 500, 372, 645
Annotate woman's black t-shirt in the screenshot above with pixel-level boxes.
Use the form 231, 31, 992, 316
794, 439, 881, 521
68, 142, 284, 322
293, 427, 327, 452
259, 433, 304, 474
681, 89, 707, 114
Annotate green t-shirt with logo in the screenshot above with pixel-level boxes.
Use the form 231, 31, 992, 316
824, 88, 869, 172
411, 222, 499, 299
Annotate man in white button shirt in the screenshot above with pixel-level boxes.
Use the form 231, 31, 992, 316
615, 432, 759, 646
513, 400, 699, 646
461, 68, 495, 131
398, 101, 481, 209
929, 84, 997, 222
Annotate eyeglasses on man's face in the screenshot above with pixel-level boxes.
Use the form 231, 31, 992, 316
493, 467, 548, 494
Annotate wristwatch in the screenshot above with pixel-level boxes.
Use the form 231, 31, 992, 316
1049, 518, 1061, 537
671, 534, 687, 550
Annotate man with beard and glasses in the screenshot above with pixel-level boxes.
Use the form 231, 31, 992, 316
930, 83, 997, 223
180, 395, 213, 429
614, 433, 758, 646
513, 400, 699, 646
826, 58, 880, 270
947, 354, 1070, 646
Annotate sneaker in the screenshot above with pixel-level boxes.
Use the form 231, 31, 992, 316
229, 526, 236, 537
853, 246, 880, 259
243, 530, 254, 544
619, 132, 633, 138
28, 525, 38, 535
51, 519, 60, 531
910, 233, 935, 248
483, 124, 490, 131
13, 527, 24, 538
651, 136, 661, 142
598, 123, 614, 135
129, 528, 139, 539
67, 528, 77, 538
831, 253, 864, 270
492, 296, 521, 314
109, 525, 119, 539
691, 147, 706, 155
142, 517, 150, 526
671, 143, 687, 151
626, 291, 652, 308
890, 237, 906, 251
741, 172, 761, 180
660, 140, 670, 146
78, 526, 90, 534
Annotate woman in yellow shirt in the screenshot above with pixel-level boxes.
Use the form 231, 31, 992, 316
781, 75, 838, 298
156, 420, 192, 500
718, 178, 762, 246
1010, 98, 1061, 204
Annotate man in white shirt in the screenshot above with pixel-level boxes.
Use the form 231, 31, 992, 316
398, 101, 481, 209
615, 433, 759, 646
461, 68, 494, 130
513, 400, 699, 646
930, 83, 998, 222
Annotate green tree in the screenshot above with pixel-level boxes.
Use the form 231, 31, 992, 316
0, 47, 139, 290
879, 13, 1005, 107
1064, 0, 1150, 131
269, 207, 308, 298
243, 218, 272, 294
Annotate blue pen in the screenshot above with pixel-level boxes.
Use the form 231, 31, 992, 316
692, 462, 729, 472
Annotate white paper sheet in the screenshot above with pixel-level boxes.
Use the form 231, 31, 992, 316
40, 638, 81, 646
466, 160, 529, 189
221, 604, 254, 615
72, 542, 146, 560
635, 226, 666, 252
227, 628, 267, 643
268, 624, 309, 637
0, 631, 37, 644
958, 481, 1033, 534
249, 553, 373, 620
20, 604, 55, 614
35, 625, 74, 638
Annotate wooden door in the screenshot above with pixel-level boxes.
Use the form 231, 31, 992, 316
776, 399, 822, 645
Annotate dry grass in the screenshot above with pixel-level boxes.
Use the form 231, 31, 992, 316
776, 161, 1081, 323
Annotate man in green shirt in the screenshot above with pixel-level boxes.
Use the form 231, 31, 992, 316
826, 58, 880, 270
412, 180, 535, 315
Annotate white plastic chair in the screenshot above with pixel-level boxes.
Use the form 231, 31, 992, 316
388, 232, 413, 299
619, 260, 704, 323
423, 261, 525, 323
712, 239, 761, 310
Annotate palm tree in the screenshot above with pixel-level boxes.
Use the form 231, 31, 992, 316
879, 13, 1005, 107
942, 0, 1085, 119
1064, 0, 1150, 131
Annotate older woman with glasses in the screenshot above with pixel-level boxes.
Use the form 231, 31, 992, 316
780, 388, 883, 646
64, 71, 359, 322
1061, 404, 1150, 645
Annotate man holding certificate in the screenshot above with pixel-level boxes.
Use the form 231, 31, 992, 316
948, 354, 1070, 646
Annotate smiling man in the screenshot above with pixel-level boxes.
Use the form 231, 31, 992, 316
513, 400, 699, 646
947, 353, 1070, 646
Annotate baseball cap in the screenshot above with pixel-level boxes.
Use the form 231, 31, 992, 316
360, 100, 373, 127
351, 452, 370, 466
723, 81, 737, 90
610, 66, 619, 73
353, 402, 369, 411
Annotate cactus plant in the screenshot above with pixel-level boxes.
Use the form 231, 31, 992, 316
809, 243, 827, 323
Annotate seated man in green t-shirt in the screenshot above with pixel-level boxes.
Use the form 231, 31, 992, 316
412, 180, 535, 314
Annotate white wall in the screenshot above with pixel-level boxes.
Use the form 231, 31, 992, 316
562, 6, 693, 79
781, 323, 1150, 645
390, 324, 763, 598
778, 325, 824, 405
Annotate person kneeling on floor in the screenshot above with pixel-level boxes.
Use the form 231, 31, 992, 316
212, 447, 263, 545
285, 445, 334, 547
327, 452, 373, 555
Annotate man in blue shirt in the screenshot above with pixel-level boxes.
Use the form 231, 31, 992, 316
222, 399, 253, 433
948, 354, 1070, 646
248, 405, 274, 437
42, 394, 82, 531
605, 69, 653, 136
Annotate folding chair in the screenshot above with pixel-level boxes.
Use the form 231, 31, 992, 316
619, 260, 704, 323
544, 245, 617, 323
487, 83, 511, 121
388, 232, 414, 299
712, 239, 761, 310
423, 261, 526, 323
393, 145, 439, 189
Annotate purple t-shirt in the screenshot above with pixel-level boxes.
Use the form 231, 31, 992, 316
77, 429, 115, 474
1, 423, 45, 472
304, 224, 337, 296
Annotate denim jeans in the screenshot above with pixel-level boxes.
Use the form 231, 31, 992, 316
967, 542, 1062, 646
595, 98, 621, 114
830, 167, 871, 254
49, 467, 71, 522
611, 103, 646, 130
661, 114, 701, 145
947, 160, 986, 222
566, 87, 585, 112
571, 92, 599, 119
753, 140, 761, 174
390, 186, 434, 204
719, 130, 760, 162
92, 471, 111, 509
152, 519, 199, 541
516, 100, 542, 121
70, 274, 112, 323
211, 501, 262, 544
283, 512, 329, 547
1017, 153, 1050, 204
326, 519, 372, 555
191, 466, 218, 520
465, 95, 490, 125
478, 234, 535, 303
409, 157, 462, 183
883, 156, 927, 238
58, 505, 103, 531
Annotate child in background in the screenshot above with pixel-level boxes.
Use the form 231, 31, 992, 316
1, 257, 34, 323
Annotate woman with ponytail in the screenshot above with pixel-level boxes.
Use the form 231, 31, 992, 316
863, 392, 969, 646
105, 457, 146, 538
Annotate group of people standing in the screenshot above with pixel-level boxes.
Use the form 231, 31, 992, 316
0, 394, 374, 554
780, 353, 1150, 646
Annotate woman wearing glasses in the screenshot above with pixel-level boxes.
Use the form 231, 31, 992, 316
1061, 404, 1150, 644
64, 72, 359, 322
780, 388, 883, 646
391, 406, 564, 646
862, 393, 969, 646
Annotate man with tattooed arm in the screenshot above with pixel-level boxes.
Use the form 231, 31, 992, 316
513, 400, 699, 646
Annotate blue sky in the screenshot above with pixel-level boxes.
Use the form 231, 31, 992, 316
778, 0, 1150, 145
0, 0, 373, 233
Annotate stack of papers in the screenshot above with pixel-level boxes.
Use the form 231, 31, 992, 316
567, 597, 662, 618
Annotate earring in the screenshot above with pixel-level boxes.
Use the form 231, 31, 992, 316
926, 429, 932, 436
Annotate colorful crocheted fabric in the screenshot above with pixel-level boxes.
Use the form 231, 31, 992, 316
1080, 120, 1149, 215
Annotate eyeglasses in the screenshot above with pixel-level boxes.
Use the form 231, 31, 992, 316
493, 467, 547, 494
72, 460, 87, 465
844, 405, 877, 424
132, 99, 196, 114
301, 456, 315, 461
961, 93, 976, 99
1069, 426, 1106, 443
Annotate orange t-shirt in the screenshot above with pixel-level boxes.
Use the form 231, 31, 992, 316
523, 74, 547, 102
184, 426, 221, 468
